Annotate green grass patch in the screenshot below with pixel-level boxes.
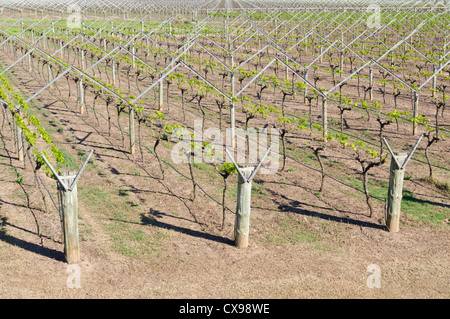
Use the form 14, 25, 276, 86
401, 190, 449, 226
265, 214, 327, 251
103, 221, 169, 258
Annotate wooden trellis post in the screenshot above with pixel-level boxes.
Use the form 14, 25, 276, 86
322, 96, 328, 139
59, 168, 80, 264
129, 105, 135, 154
432, 64, 437, 98
412, 91, 419, 135
303, 68, 308, 103
369, 64, 373, 101
235, 166, 254, 248
47, 64, 52, 88
158, 73, 164, 110
226, 147, 271, 248
42, 150, 94, 264
78, 77, 85, 115
15, 106, 24, 162
383, 135, 423, 233
81, 48, 86, 70
112, 60, 116, 86
27, 52, 32, 73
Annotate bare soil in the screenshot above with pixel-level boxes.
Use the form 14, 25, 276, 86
0, 38, 449, 299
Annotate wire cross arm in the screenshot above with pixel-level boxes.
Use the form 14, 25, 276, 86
382, 134, 423, 170
68, 150, 94, 191
39, 149, 94, 192
225, 146, 271, 183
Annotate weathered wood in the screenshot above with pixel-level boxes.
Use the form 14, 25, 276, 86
27, 53, 32, 73
78, 78, 85, 115
132, 44, 136, 69
369, 65, 373, 101
158, 78, 164, 110
303, 69, 308, 103
112, 59, 116, 85
47, 64, 52, 88
59, 168, 80, 264
129, 105, 135, 154
230, 51, 236, 148
412, 91, 419, 135
15, 107, 24, 162
386, 152, 407, 233
322, 96, 328, 139
81, 48, 85, 70
234, 167, 254, 248
432, 64, 436, 98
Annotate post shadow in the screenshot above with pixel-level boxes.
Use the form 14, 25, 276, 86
1, 217, 65, 262
141, 210, 234, 246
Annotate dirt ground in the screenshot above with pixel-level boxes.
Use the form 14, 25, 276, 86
0, 40, 449, 299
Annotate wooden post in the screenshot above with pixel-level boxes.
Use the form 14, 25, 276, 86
47, 64, 52, 88
432, 64, 436, 98
235, 167, 254, 248
15, 107, 24, 162
132, 44, 136, 69
59, 168, 80, 264
112, 60, 116, 86
230, 48, 236, 148
304, 69, 308, 103
27, 52, 32, 73
285, 55, 288, 79
322, 96, 328, 139
59, 39, 64, 59
81, 49, 85, 70
369, 64, 373, 101
158, 78, 164, 110
78, 78, 85, 114
319, 43, 323, 63
386, 152, 408, 233
412, 91, 419, 135
129, 105, 135, 154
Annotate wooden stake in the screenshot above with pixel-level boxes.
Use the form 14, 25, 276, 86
235, 167, 254, 248
304, 69, 308, 103
129, 105, 135, 154
81, 49, 86, 70
27, 53, 32, 73
59, 168, 80, 264
369, 65, 373, 101
158, 79, 164, 110
78, 78, 85, 114
322, 96, 328, 139
15, 107, 24, 162
386, 152, 407, 233
432, 64, 436, 98
112, 60, 116, 85
412, 91, 419, 135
